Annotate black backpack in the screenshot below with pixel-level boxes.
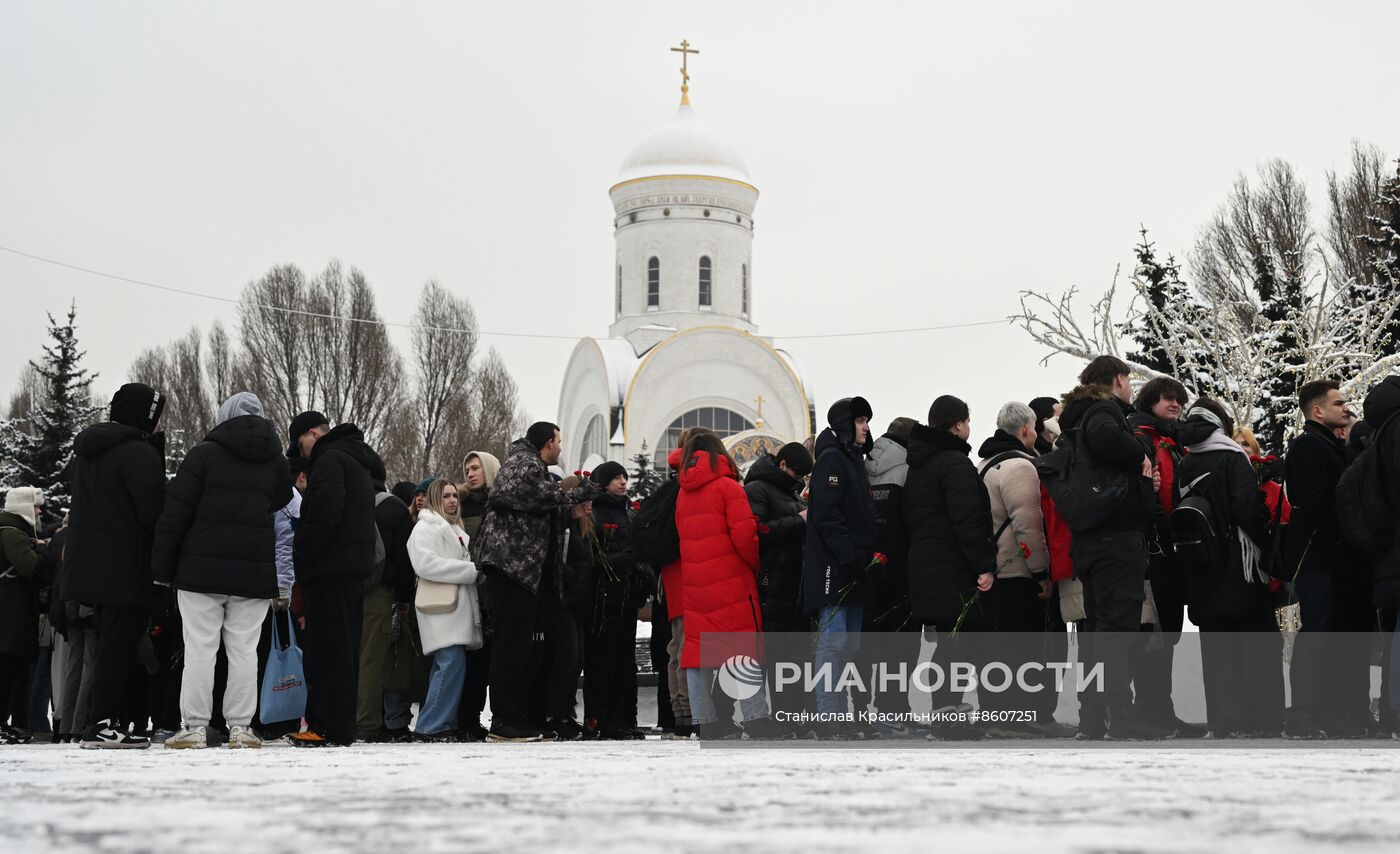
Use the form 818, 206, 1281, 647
1034, 403, 1135, 534
1170, 471, 1224, 576
979, 451, 1026, 546
631, 477, 681, 568
1336, 412, 1399, 555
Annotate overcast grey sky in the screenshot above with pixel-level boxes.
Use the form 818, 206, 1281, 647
4, 1, 1399, 447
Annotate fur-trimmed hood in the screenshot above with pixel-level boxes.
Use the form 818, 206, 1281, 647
1060, 384, 1121, 432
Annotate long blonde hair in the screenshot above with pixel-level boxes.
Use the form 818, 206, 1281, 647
425, 478, 461, 526
1233, 426, 1262, 456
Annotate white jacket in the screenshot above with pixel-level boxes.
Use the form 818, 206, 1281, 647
407, 508, 483, 654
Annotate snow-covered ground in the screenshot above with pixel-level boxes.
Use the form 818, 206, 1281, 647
3, 740, 1399, 853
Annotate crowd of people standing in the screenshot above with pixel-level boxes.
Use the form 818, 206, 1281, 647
3, 355, 1400, 746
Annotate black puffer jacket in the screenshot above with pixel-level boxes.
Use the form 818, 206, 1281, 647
1362, 376, 1400, 604
903, 424, 997, 625
744, 453, 807, 630
802, 398, 880, 613
1175, 419, 1270, 621
1283, 420, 1354, 577
64, 421, 167, 607
294, 423, 378, 583
591, 491, 650, 620
151, 415, 289, 599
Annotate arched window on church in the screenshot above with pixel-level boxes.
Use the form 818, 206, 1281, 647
698, 256, 712, 308
616, 264, 622, 316
654, 406, 755, 467
579, 413, 608, 470
647, 257, 659, 309
741, 263, 749, 317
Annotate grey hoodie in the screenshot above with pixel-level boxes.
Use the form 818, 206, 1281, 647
216, 391, 266, 426
866, 436, 909, 487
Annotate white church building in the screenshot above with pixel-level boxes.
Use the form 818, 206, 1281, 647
557, 47, 814, 473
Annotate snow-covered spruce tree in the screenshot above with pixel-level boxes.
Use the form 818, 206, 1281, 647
1123, 227, 1200, 379
24, 303, 100, 505
629, 441, 667, 501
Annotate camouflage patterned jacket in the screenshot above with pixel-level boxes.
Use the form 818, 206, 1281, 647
470, 439, 597, 595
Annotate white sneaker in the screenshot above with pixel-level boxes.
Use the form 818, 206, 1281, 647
227, 726, 262, 749
164, 726, 208, 750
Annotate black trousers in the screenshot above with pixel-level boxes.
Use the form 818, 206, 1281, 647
1198, 604, 1284, 733
87, 604, 148, 729
583, 612, 637, 729
1289, 569, 1373, 726
528, 592, 581, 725
650, 596, 674, 730
302, 576, 364, 745
459, 640, 491, 728
0, 653, 29, 726
1132, 548, 1185, 722
487, 572, 539, 729
1037, 592, 1068, 719
1074, 531, 1148, 720
980, 577, 1051, 713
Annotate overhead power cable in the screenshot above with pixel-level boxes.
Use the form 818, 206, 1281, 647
0, 243, 1008, 341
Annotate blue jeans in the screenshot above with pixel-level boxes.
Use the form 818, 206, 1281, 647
416, 646, 467, 735
815, 606, 864, 715
686, 667, 770, 725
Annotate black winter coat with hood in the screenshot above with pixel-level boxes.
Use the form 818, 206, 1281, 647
802, 398, 880, 613
294, 423, 378, 583
590, 491, 652, 620
1174, 417, 1270, 621
1361, 376, 1400, 604
1058, 384, 1154, 535
64, 383, 168, 608
744, 452, 808, 630
151, 413, 290, 599
366, 456, 416, 604
903, 424, 997, 625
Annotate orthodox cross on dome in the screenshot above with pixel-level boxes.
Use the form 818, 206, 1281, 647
754, 394, 766, 427
671, 39, 699, 105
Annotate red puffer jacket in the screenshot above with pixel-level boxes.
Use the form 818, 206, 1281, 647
677, 450, 761, 668
660, 448, 685, 614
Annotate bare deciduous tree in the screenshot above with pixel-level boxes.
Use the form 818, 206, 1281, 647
410, 280, 479, 475
1326, 141, 1388, 289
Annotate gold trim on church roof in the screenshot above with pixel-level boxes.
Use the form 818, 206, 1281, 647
620, 324, 812, 448
609, 174, 759, 195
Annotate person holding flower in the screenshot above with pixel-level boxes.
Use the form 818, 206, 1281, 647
583, 462, 649, 740
904, 395, 997, 729
802, 397, 882, 728
976, 401, 1062, 734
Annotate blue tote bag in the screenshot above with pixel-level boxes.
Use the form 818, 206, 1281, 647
259, 611, 307, 724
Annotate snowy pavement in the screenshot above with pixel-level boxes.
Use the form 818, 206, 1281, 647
3, 740, 1400, 853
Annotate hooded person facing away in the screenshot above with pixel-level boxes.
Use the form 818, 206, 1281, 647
64, 382, 167, 749
802, 397, 880, 726
151, 392, 289, 749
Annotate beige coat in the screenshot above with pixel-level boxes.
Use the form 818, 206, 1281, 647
977, 451, 1050, 581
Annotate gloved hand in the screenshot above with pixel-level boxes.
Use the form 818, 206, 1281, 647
272, 596, 290, 612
